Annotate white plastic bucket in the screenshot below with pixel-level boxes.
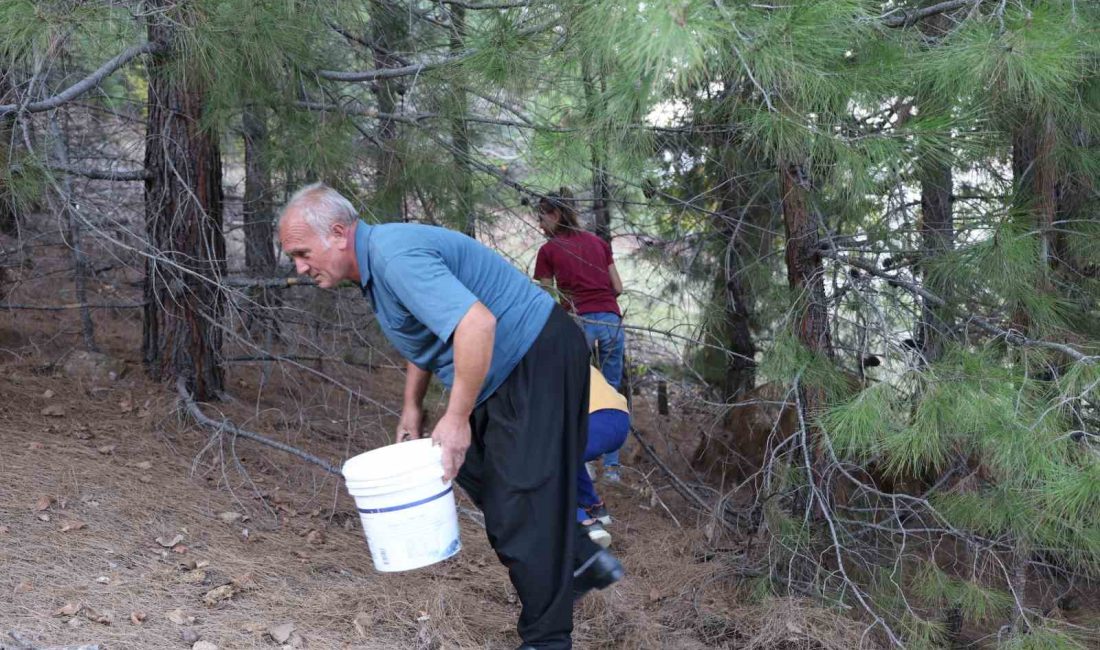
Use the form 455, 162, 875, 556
342, 438, 461, 572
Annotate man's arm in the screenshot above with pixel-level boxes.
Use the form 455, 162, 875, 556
432, 301, 496, 480
396, 362, 432, 442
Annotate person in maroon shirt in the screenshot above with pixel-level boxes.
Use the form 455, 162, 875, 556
533, 188, 627, 483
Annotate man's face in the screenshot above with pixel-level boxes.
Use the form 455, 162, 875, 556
278, 211, 352, 289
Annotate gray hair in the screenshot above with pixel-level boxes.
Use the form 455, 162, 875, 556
280, 182, 358, 238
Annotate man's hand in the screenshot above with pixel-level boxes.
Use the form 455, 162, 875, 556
431, 412, 471, 481
396, 407, 424, 443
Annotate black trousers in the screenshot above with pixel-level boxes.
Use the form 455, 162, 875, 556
457, 306, 599, 649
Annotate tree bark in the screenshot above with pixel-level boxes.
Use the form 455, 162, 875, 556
242, 105, 275, 275
914, 9, 955, 365
582, 61, 611, 242
368, 0, 407, 222
780, 160, 831, 481
781, 161, 831, 356
916, 149, 953, 363
1013, 112, 1059, 284
449, 5, 476, 237
0, 69, 18, 236
142, 0, 226, 400
710, 145, 764, 402
47, 112, 98, 351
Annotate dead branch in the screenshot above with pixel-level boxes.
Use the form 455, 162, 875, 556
176, 376, 340, 475
631, 427, 741, 534
222, 276, 317, 289
0, 42, 164, 116
881, 0, 979, 27
48, 163, 150, 181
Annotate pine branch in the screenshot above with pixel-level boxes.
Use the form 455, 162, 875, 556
176, 376, 340, 475
820, 246, 1097, 363
0, 42, 165, 116
318, 50, 475, 82
439, 0, 533, 8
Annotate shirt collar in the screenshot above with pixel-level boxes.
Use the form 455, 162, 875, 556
353, 220, 373, 292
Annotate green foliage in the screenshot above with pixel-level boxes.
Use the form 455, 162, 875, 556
910, 561, 1014, 624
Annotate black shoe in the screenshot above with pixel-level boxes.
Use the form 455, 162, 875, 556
573, 548, 624, 601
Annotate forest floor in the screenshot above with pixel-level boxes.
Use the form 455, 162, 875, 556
0, 237, 878, 650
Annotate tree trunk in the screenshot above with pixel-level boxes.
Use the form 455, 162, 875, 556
711, 146, 763, 402
0, 69, 18, 236
582, 62, 611, 242
915, 10, 955, 365
48, 112, 98, 351
781, 161, 831, 356
242, 104, 275, 276
780, 160, 830, 481
916, 151, 953, 364
142, 0, 226, 400
449, 5, 475, 238
368, 0, 407, 222
1013, 112, 1059, 285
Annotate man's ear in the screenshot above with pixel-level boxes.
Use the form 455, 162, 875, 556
331, 222, 350, 249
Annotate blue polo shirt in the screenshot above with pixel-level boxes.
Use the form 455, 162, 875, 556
354, 221, 554, 405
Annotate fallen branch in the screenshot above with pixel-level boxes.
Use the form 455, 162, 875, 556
176, 376, 340, 475
631, 427, 740, 534
222, 276, 317, 289
177, 377, 488, 531
880, 0, 978, 27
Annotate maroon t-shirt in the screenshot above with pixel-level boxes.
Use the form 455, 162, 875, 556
533, 231, 621, 316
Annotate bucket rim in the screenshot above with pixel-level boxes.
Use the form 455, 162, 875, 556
342, 438, 442, 482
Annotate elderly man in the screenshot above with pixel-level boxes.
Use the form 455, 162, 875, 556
278, 183, 623, 649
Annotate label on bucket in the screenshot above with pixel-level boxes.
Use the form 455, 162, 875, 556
356, 485, 461, 572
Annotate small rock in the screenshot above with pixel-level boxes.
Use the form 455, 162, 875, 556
193, 642, 219, 650
54, 602, 82, 617
36, 512, 50, 522
217, 511, 242, 524
139, 475, 153, 484
67, 617, 84, 629
166, 607, 195, 625
132, 460, 153, 470
203, 584, 237, 606
156, 534, 184, 548
130, 611, 146, 625
180, 628, 201, 644
96, 576, 110, 585
96, 444, 116, 455
41, 404, 65, 417
268, 622, 296, 644
42, 389, 55, 398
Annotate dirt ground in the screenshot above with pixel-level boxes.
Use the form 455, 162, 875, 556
0, 244, 879, 650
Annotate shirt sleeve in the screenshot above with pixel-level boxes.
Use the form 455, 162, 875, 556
381, 250, 478, 342
533, 243, 553, 280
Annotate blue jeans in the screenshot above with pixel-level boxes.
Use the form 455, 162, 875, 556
577, 409, 630, 521
580, 311, 625, 466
